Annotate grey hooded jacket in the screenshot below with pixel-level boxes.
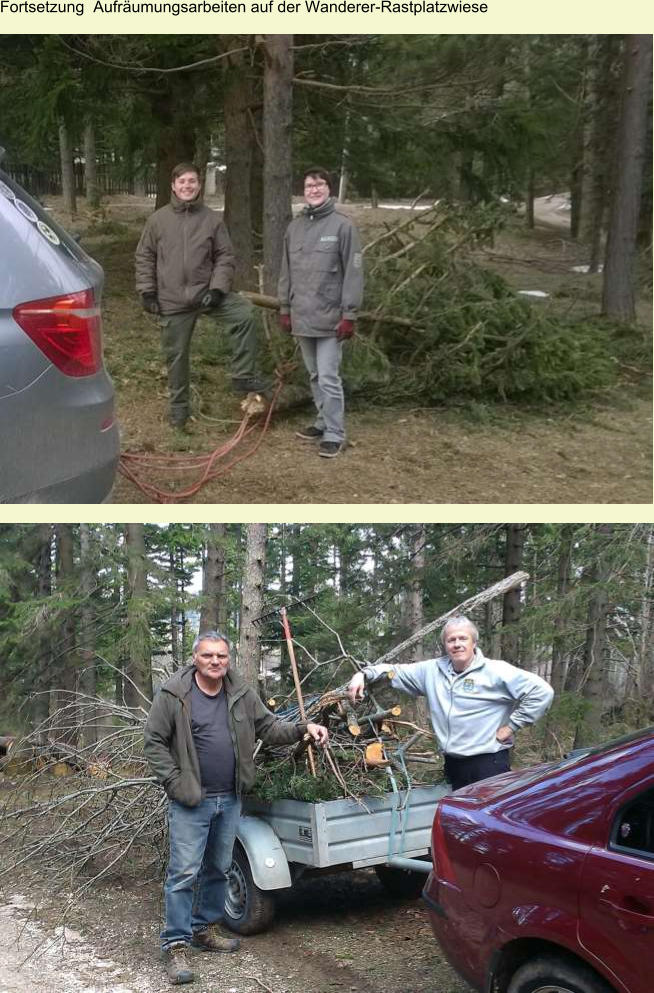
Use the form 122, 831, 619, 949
363, 649, 553, 757
144, 664, 306, 806
277, 198, 364, 337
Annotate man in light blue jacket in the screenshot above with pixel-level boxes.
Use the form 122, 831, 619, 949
347, 615, 553, 790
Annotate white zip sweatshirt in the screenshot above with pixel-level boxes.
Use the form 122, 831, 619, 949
363, 649, 553, 757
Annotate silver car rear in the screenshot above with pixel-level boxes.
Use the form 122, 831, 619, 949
0, 165, 119, 502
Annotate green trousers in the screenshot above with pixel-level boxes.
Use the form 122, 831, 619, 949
159, 293, 258, 424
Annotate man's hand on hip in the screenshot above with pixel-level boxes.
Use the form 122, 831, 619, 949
336, 318, 355, 341
141, 292, 160, 315
306, 722, 329, 746
495, 725, 514, 744
202, 288, 226, 309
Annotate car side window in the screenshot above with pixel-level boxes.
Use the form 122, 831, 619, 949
611, 788, 654, 858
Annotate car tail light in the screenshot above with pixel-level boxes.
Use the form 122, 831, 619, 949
432, 803, 457, 884
13, 288, 102, 377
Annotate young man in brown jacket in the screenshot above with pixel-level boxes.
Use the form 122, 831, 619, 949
135, 163, 267, 430
144, 630, 327, 985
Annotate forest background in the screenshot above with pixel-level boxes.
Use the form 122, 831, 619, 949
0, 35, 651, 505
2, 521, 653, 751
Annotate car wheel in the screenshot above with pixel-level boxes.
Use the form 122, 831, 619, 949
374, 864, 426, 900
223, 842, 276, 935
507, 954, 616, 993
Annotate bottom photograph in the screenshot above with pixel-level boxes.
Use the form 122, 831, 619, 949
0, 521, 651, 993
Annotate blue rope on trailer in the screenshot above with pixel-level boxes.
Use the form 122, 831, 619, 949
385, 739, 414, 861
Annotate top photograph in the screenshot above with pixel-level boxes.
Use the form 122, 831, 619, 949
0, 34, 651, 504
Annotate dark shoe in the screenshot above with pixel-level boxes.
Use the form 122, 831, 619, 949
231, 376, 270, 395
319, 441, 345, 458
295, 425, 323, 441
163, 943, 194, 985
191, 925, 240, 954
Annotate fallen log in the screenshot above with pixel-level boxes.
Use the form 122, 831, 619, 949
373, 570, 529, 667
242, 291, 417, 329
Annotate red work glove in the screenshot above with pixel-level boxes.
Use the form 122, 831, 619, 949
336, 319, 355, 341
279, 314, 292, 333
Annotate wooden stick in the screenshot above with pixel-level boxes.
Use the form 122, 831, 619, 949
280, 607, 316, 777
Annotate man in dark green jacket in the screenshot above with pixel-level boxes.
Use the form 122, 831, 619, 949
135, 162, 267, 430
144, 629, 328, 985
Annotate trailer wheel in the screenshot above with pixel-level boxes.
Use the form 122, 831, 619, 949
223, 842, 275, 935
375, 864, 426, 900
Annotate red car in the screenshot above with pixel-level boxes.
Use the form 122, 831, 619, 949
423, 728, 654, 993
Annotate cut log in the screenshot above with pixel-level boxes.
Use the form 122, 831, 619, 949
365, 742, 388, 767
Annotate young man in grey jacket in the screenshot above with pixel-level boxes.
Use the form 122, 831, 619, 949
277, 167, 364, 458
135, 163, 267, 431
347, 615, 553, 790
145, 630, 328, 985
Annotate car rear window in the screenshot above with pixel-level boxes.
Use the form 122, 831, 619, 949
0, 170, 89, 265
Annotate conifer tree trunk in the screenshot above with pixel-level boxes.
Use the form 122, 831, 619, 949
124, 524, 152, 708
501, 525, 525, 663
55, 524, 80, 744
200, 523, 228, 632
574, 524, 613, 747
602, 35, 653, 320
59, 121, 76, 218
398, 525, 429, 727
32, 524, 53, 739
262, 35, 293, 295
224, 48, 256, 290
83, 119, 99, 210
550, 525, 574, 695
79, 524, 99, 744
239, 523, 267, 689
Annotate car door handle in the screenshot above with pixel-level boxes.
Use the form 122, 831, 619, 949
599, 898, 654, 925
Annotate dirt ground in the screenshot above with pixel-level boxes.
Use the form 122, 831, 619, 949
0, 870, 470, 993
47, 193, 652, 505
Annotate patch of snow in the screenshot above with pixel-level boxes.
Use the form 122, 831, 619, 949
571, 264, 603, 273
517, 290, 550, 298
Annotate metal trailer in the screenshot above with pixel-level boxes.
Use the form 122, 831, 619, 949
224, 783, 450, 934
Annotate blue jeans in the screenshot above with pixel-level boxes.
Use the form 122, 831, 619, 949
296, 335, 345, 443
161, 793, 241, 949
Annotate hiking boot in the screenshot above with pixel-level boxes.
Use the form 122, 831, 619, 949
163, 943, 194, 985
295, 425, 323, 441
231, 376, 270, 396
191, 924, 240, 954
319, 441, 345, 458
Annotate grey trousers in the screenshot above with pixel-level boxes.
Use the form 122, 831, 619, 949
296, 335, 345, 443
159, 293, 257, 424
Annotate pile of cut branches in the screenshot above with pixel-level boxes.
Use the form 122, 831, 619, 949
251, 681, 440, 804
344, 199, 618, 406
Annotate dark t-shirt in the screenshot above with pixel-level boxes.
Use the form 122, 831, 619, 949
190, 677, 236, 793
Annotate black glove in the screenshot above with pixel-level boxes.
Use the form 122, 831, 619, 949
141, 292, 160, 315
202, 288, 225, 309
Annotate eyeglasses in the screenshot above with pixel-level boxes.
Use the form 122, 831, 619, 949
304, 182, 328, 191
198, 652, 229, 660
